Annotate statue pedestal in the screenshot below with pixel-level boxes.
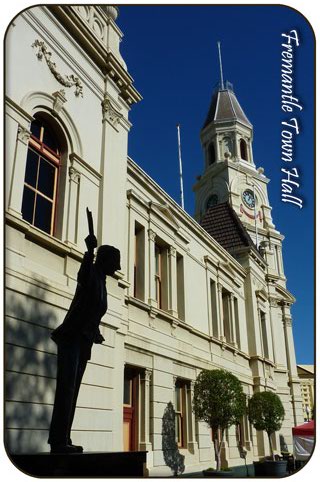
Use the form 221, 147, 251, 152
9, 451, 148, 477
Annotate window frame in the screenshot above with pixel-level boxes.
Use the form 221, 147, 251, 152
240, 138, 248, 161
22, 119, 61, 236
175, 380, 189, 448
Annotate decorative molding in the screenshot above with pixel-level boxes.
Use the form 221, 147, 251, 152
169, 246, 176, 258
283, 317, 292, 327
101, 95, 122, 128
142, 368, 152, 382
52, 89, 67, 113
32, 39, 83, 97
68, 166, 81, 184
17, 125, 31, 144
148, 229, 156, 242
269, 297, 279, 308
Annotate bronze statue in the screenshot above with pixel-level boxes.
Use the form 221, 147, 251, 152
48, 210, 120, 453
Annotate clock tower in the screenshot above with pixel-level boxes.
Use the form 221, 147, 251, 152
194, 79, 303, 437
193, 81, 287, 285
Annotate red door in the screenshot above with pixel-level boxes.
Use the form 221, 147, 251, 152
123, 368, 138, 451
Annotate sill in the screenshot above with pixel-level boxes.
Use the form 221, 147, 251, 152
6, 211, 83, 260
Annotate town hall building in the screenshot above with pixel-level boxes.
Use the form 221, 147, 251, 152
5, 5, 303, 476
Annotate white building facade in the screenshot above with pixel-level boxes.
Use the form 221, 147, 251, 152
5, 5, 303, 476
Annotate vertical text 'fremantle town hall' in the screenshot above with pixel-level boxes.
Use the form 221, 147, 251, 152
5, 5, 304, 476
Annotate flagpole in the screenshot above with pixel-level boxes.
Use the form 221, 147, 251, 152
176, 124, 185, 210
217, 41, 224, 90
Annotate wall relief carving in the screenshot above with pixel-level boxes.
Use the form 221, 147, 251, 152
32, 40, 83, 97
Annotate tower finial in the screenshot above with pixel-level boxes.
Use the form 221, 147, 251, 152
217, 41, 224, 90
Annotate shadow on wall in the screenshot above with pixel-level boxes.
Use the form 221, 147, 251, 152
280, 434, 288, 452
5, 279, 61, 454
162, 402, 185, 476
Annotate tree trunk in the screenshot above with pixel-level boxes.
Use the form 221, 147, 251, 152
267, 432, 275, 461
215, 438, 221, 471
213, 428, 221, 471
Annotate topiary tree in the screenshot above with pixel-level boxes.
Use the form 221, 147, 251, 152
248, 391, 285, 461
192, 369, 246, 471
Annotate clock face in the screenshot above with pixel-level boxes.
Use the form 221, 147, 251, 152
242, 189, 255, 209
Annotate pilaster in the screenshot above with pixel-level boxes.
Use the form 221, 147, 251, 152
65, 165, 81, 245
187, 381, 198, 452
7, 125, 31, 218
139, 368, 153, 452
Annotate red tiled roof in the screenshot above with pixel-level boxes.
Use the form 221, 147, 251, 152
200, 202, 257, 254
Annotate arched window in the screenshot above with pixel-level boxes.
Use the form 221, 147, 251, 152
240, 139, 248, 161
208, 143, 216, 165
206, 194, 218, 210
21, 116, 61, 235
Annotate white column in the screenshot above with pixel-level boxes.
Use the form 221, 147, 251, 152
234, 132, 240, 159
249, 138, 254, 164
139, 368, 153, 451
168, 246, 178, 317
7, 125, 31, 218
230, 294, 238, 348
127, 198, 135, 297
214, 134, 219, 163
282, 305, 304, 426
65, 165, 81, 245
148, 229, 157, 307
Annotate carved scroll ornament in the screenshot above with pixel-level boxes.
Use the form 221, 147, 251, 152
32, 39, 83, 97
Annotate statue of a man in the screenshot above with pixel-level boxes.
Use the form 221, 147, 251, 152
48, 234, 121, 453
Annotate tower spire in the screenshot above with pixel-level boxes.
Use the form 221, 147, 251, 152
217, 41, 224, 90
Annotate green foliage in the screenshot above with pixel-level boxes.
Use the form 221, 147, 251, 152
248, 391, 285, 436
192, 369, 246, 431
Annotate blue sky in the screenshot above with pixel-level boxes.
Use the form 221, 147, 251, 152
117, 5, 315, 364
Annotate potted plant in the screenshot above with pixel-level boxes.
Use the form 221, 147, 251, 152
193, 369, 246, 477
248, 391, 287, 476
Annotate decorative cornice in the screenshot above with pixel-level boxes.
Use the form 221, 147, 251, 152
32, 39, 83, 97
50, 6, 142, 106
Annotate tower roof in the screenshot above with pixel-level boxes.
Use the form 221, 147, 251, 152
200, 202, 260, 258
203, 84, 252, 129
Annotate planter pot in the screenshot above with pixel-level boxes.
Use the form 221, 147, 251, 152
254, 460, 287, 477
253, 462, 265, 477
202, 469, 234, 477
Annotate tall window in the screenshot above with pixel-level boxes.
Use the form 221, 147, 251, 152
234, 297, 241, 349
260, 310, 269, 359
176, 253, 185, 320
134, 223, 145, 301
240, 139, 248, 161
175, 380, 188, 448
155, 242, 169, 310
21, 117, 60, 235
208, 142, 216, 165
210, 280, 219, 338
155, 244, 162, 309
222, 289, 231, 343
